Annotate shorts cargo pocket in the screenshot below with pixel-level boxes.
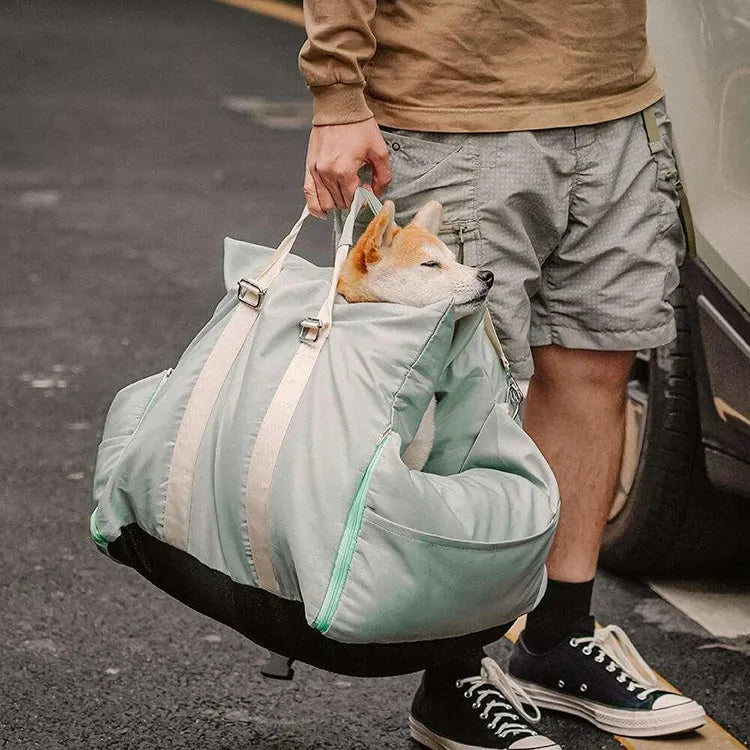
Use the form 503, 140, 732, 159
655, 158, 682, 237
378, 128, 479, 225
650, 100, 687, 274
646, 100, 683, 234
438, 220, 483, 265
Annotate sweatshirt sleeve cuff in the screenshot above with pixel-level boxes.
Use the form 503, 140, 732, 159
310, 82, 374, 126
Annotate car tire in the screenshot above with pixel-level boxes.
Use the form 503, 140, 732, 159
600, 284, 750, 577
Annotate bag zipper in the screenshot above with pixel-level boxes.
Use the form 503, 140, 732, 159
133, 368, 173, 433
312, 427, 392, 633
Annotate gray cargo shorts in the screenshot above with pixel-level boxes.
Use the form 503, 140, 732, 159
355, 98, 686, 379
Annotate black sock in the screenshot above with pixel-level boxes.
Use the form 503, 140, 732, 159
422, 648, 485, 689
523, 578, 595, 654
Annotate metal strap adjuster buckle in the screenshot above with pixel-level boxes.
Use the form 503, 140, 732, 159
506, 374, 524, 421
238, 279, 266, 308
299, 318, 323, 342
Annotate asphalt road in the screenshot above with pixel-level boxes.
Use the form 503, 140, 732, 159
1, 1, 749, 748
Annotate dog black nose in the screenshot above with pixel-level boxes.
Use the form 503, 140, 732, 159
477, 269, 494, 286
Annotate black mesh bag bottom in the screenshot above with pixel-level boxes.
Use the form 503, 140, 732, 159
108, 523, 511, 677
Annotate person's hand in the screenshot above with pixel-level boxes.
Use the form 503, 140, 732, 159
304, 118, 392, 218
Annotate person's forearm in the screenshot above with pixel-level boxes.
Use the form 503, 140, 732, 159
299, 0, 377, 126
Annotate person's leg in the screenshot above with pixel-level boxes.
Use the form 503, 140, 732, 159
522, 100, 679, 647
507, 101, 705, 737
511, 350, 704, 737
520, 346, 633, 651
528, 345, 634, 582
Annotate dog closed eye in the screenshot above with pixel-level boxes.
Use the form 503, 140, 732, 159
421, 261, 441, 268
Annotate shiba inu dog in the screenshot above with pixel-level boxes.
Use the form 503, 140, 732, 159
337, 199, 494, 470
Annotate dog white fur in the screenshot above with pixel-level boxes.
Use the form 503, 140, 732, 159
337, 199, 494, 470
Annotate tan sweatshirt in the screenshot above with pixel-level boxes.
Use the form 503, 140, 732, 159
299, 0, 663, 132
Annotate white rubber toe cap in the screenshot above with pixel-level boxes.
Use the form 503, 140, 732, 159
651, 693, 701, 710
509, 736, 562, 750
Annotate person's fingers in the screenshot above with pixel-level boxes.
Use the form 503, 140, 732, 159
303, 169, 327, 219
304, 121, 386, 214
367, 142, 392, 196
310, 164, 338, 216
316, 163, 350, 210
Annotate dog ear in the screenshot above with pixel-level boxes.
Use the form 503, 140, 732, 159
409, 200, 443, 235
362, 200, 396, 265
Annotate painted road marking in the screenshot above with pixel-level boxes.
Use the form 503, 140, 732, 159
215, 0, 747, 745
215, 0, 303, 26
649, 580, 750, 639
222, 95, 311, 129
506, 617, 745, 749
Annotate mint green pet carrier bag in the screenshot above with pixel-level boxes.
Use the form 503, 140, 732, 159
90, 188, 559, 676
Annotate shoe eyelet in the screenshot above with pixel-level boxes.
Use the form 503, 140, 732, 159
472, 701, 480, 709
455, 680, 462, 688
569, 638, 577, 647
580, 684, 588, 693
582, 646, 593, 656
558, 680, 565, 688
391, 142, 401, 151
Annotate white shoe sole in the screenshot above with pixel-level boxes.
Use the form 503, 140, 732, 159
512, 679, 706, 738
409, 716, 561, 750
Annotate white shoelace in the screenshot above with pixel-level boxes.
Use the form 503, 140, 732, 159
570, 624, 660, 700
456, 657, 541, 740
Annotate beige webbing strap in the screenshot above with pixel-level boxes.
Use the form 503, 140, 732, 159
641, 105, 663, 154
242, 189, 380, 592
163, 206, 310, 552
242, 241, 349, 592
244, 321, 333, 592
163, 303, 261, 549
674, 177, 697, 261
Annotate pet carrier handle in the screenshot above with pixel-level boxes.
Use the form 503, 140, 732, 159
249, 205, 312, 290
252, 187, 380, 301
336, 186, 384, 251
313, 187, 383, 331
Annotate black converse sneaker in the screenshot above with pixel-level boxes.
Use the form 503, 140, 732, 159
508, 618, 706, 737
410, 657, 561, 750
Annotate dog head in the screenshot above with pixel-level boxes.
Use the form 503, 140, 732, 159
337, 200, 493, 317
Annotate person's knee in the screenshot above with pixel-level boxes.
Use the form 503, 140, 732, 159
530, 345, 634, 398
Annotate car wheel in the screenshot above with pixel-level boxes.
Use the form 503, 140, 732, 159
600, 284, 750, 577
